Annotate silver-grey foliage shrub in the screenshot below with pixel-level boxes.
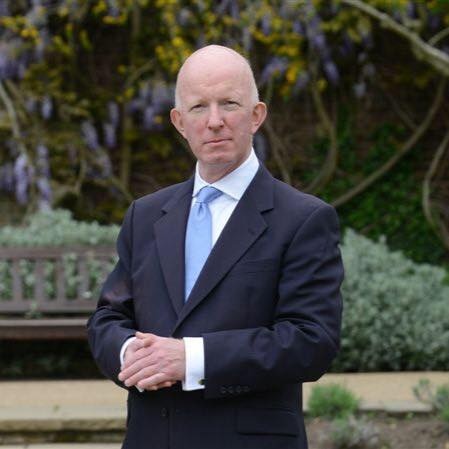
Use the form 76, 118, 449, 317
0, 209, 119, 247
330, 416, 382, 449
335, 229, 449, 371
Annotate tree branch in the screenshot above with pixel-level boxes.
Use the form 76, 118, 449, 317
341, 0, 449, 77
304, 81, 338, 193
378, 81, 416, 131
0, 81, 29, 158
264, 117, 292, 185
422, 127, 449, 250
429, 26, 449, 46
332, 78, 446, 208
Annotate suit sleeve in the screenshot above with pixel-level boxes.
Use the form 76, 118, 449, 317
87, 202, 137, 385
202, 203, 344, 399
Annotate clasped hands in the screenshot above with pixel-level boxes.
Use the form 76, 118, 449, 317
118, 332, 186, 391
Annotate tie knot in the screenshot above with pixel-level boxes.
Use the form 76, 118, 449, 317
196, 186, 222, 204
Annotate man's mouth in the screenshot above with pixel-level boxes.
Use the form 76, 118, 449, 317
205, 138, 231, 144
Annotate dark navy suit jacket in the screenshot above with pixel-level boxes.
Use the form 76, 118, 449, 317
87, 164, 344, 449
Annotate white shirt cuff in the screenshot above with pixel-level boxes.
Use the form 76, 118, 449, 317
182, 337, 205, 391
120, 336, 136, 366
120, 336, 144, 393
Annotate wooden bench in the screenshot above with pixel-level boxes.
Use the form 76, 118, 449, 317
0, 246, 116, 340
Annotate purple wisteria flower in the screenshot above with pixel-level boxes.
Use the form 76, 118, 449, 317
339, 34, 354, 57
98, 152, 112, 178
143, 105, 155, 130
35, 28, 50, 62
81, 121, 100, 150
293, 72, 310, 93
25, 97, 37, 113
323, 60, 340, 85
152, 83, 173, 111
0, 0, 10, 17
35, 144, 52, 209
242, 27, 252, 53
14, 154, 30, 204
177, 8, 192, 26
229, 0, 239, 19
36, 177, 52, 210
103, 122, 117, 149
292, 21, 305, 36
126, 98, 142, 115
108, 101, 120, 126
0, 44, 19, 80
216, 0, 231, 15
41, 96, 53, 120
36, 144, 50, 178
139, 83, 152, 103
259, 57, 289, 86
106, 0, 120, 18
406, 2, 417, 19
261, 14, 271, 36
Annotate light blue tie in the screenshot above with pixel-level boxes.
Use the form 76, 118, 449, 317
185, 186, 223, 300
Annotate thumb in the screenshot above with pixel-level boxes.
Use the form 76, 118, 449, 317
136, 331, 157, 345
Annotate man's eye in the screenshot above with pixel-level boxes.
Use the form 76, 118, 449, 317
190, 104, 204, 112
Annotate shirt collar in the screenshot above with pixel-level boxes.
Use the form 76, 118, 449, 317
193, 149, 259, 201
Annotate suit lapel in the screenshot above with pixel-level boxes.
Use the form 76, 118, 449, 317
174, 165, 274, 330
154, 178, 194, 316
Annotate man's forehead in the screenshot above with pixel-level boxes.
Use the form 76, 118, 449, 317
175, 45, 256, 107
179, 62, 249, 90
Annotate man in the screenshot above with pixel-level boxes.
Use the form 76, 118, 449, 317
88, 45, 343, 449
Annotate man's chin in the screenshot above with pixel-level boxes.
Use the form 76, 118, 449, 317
198, 158, 242, 182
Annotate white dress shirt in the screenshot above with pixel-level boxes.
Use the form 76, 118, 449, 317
121, 148, 260, 391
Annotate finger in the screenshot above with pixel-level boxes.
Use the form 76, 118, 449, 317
124, 363, 160, 387
119, 351, 155, 381
122, 344, 154, 370
135, 332, 157, 344
137, 372, 171, 390
146, 381, 175, 391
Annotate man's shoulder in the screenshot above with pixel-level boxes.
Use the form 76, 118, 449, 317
271, 176, 332, 214
134, 180, 191, 209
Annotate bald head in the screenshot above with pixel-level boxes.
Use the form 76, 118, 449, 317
174, 45, 259, 108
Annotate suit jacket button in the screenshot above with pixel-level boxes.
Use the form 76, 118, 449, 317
227, 386, 234, 394
220, 386, 227, 394
161, 407, 168, 418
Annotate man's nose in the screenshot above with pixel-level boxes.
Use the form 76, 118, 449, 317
207, 105, 224, 129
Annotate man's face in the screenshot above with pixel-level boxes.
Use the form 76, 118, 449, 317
170, 56, 266, 181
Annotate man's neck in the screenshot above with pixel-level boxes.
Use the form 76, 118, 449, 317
198, 151, 253, 184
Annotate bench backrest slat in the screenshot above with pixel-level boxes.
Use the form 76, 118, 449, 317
56, 258, 66, 301
77, 257, 89, 299
11, 259, 23, 302
34, 259, 46, 301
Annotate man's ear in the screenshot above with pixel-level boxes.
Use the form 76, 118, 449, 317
251, 102, 267, 134
170, 108, 186, 138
